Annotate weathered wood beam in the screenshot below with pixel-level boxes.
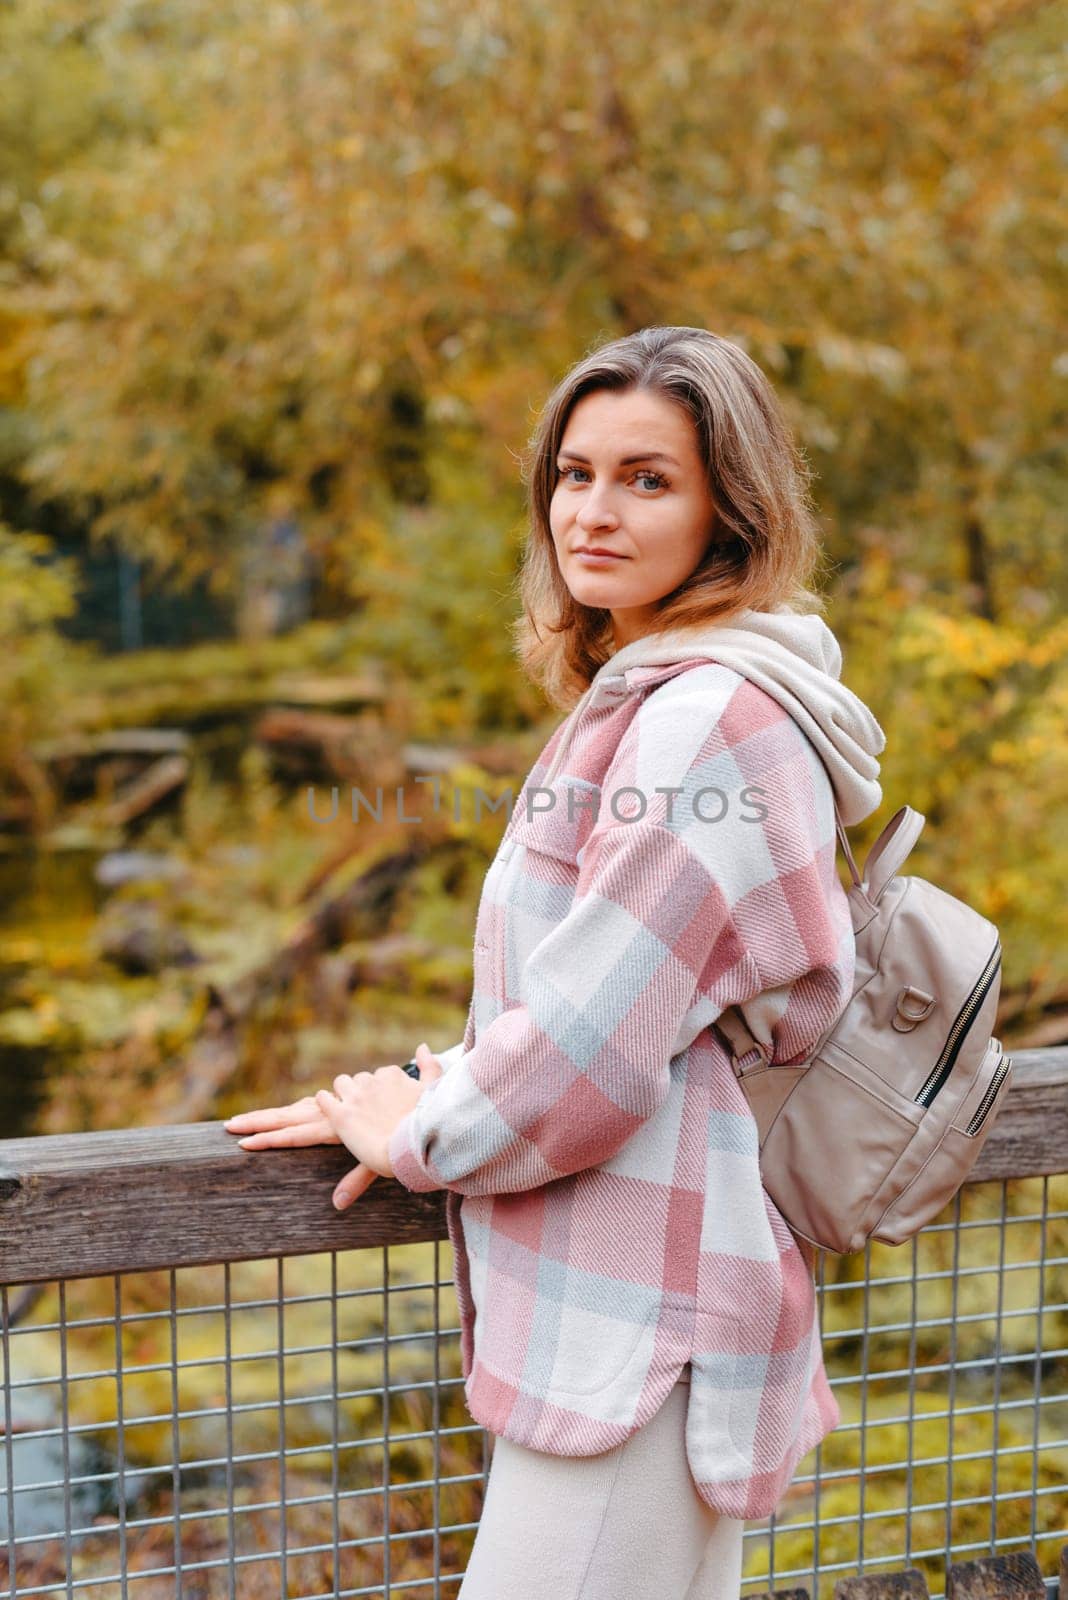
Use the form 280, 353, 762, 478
962, 1045, 1068, 1181
0, 1049, 1063, 1287
834, 1573, 929, 1598
946, 1550, 1045, 1596
0, 1124, 448, 1285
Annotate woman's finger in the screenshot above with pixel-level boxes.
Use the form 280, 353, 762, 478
225, 1098, 320, 1132
332, 1163, 378, 1210
316, 1088, 343, 1124
236, 1121, 340, 1150
332, 1072, 356, 1098
414, 1042, 443, 1082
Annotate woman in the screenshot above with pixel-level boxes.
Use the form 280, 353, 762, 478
226, 326, 886, 1599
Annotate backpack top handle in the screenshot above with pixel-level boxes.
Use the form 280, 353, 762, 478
862, 805, 926, 902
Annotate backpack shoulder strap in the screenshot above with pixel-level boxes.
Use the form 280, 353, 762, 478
834, 803, 863, 890
714, 1006, 770, 1076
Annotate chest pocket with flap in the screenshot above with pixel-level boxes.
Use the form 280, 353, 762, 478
506, 777, 602, 867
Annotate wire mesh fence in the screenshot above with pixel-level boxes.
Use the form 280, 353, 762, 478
2, 1243, 487, 1598
763, 1171, 1067, 1594
2, 1049, 1066, 1597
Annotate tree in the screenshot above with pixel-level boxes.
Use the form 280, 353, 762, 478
3, 0, 1061, 624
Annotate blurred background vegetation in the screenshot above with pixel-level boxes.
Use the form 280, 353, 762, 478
0, 0, 1065, 1591
1, 0, 1062, 1143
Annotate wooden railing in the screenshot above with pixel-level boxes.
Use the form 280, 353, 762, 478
1, 1045, 1066, 1599
3, 1049, 1065, 1285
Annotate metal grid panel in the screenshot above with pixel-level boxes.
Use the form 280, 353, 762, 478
1, 1242, 488, 1597
744, 1172, 1068, 1597
2, 1175, 1066, 1598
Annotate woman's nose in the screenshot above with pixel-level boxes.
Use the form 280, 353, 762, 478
576, 488, 620, 529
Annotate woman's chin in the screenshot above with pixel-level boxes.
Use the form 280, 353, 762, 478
565, 575, 636, 608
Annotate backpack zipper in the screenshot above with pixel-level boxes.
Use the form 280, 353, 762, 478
914, 940, 1002, 1108
964, 1050, 1012, 1136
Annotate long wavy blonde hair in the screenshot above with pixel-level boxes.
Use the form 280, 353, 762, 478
513, 326, 828, 710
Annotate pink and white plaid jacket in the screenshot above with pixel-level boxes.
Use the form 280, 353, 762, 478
389, 614, 885, 1519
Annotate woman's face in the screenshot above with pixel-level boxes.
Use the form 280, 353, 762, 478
548, 386, 718, 648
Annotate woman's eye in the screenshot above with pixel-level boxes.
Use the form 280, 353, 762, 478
555, 465, 667, 491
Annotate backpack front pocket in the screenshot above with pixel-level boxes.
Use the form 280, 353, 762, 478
758, 1038, 924, 1254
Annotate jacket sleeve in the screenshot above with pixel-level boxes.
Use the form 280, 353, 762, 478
389, 815, 746, 1196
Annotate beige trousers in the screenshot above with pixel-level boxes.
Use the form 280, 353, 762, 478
457, 1374, 747, 1600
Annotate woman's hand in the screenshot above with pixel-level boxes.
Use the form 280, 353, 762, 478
224, 1043, 443, 1210
225, 1096, 340, 1149
315, 1044, 443, 1206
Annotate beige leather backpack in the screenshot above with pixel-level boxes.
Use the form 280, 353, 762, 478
715, 805, 1012, 1256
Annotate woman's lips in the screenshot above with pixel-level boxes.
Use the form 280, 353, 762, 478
573, 550, 628, 566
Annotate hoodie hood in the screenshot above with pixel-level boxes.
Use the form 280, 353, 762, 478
542, 607, 886, 827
